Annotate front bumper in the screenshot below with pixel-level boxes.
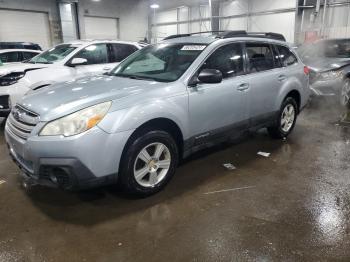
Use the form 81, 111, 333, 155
310, 78, 343, 96
5, 122, 134, 190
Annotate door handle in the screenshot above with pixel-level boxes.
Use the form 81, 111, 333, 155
103, 67, 111, 71
278, 75, 287, 82
237, 83, 249, 91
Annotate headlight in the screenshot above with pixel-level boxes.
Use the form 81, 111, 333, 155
40, 101, 112, 137
0, 72, 25, 86
319, 70, 343, 80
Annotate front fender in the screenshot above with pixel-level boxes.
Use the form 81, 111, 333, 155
98, 94, 190, 139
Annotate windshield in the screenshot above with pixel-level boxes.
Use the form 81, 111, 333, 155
111, 43, 207, 82
28, 44, 77, 64
299, 40, 350, 59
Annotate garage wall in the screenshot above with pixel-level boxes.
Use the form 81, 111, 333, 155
0, 0, 61, 48
59, 2, 78, 43
79, 0, 148, 42
250, 0, 296, 12
0, 9, 52, 49
325, 4, 350, 38
84, 16, 119, 40
299, 0, 350, 41
250, 12, 296, 42
219, 1, 249, 32
152, 3, 211, 43
153, 0, 297, 43
219, 0, 297, 43
0, 0, 149, 47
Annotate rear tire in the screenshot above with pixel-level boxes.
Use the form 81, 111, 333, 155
119, 129, 179, 197
268, 97, 298, 139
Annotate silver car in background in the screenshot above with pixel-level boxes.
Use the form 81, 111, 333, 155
298, 38, 350, 107
5, 31, 310, 196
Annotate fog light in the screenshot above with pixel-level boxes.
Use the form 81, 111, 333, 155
49, 174, 58, 184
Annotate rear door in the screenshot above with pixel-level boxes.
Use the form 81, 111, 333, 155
244, 41, 283, 127
188, 42, 249, 143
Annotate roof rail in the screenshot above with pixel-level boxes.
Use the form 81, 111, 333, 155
163, 31, 227, 40
250, 32, 286, 41
217, 31, 286, 41
163, 30, 286, 42
216, 30, 248, 38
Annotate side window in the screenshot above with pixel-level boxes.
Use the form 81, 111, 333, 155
277, 45, 298, 67
74, 44, 108, 65
0, 52, 19, 63
22, 52, 38, 60
110, 44, 138, 62
201, 43, 244, 79
246, 43, 276, 72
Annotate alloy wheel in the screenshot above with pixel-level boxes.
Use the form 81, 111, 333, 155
281, 104, 295, 133
133, 142, 171, 188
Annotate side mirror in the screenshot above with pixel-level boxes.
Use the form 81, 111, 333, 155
197, 69, 223, 84
70, 58, 88, 67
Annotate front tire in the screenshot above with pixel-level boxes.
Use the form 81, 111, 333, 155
119, 129, 179, 196
268, 97, 298, 139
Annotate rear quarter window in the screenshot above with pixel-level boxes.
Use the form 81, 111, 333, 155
276, 45, 298, 67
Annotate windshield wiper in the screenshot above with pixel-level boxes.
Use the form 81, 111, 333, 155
35, 61, 53, 64
114, 73, 160, 81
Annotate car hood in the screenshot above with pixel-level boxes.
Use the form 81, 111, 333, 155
0, 62, 48, 77
20, 75, 168, 121
303, 57, 350, 72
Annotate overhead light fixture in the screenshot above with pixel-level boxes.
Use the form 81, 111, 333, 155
91, 0, 101, 2
150, 4, 159, 9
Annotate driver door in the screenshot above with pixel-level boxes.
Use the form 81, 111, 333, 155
188, 43, 249, 145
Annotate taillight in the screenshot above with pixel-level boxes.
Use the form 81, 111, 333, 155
304, 66, 310, 75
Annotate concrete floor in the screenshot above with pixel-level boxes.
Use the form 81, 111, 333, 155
0, 97, 349, 262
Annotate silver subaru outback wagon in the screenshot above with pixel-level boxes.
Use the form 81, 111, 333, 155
5, 31, 310, 196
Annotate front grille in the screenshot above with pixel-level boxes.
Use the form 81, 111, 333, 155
7, 105, 40, 140
0, 95, 10, 109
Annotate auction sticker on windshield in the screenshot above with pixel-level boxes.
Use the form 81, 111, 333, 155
181, 45, 206, 51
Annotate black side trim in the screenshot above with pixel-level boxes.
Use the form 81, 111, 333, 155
249, 111, 277, 129
183, 119, 249, 158
183, 111, 278, 158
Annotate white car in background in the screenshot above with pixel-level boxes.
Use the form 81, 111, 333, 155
0, 40, 143, 117
0, 49, 41, 65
